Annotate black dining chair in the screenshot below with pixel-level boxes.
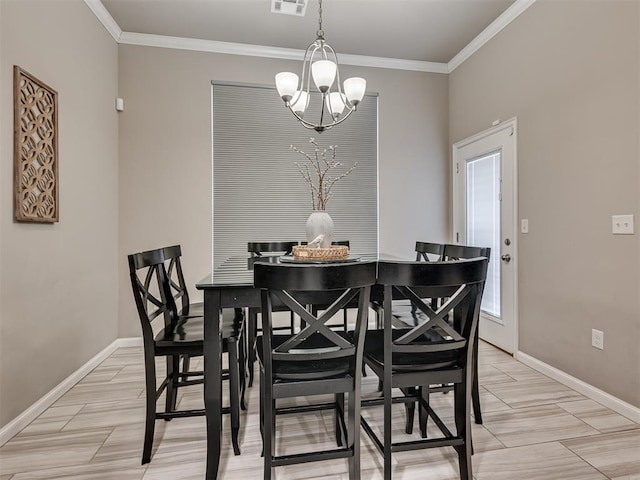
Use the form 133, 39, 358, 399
163, 244, 247, 408
361, 258, 488, 480
254, 260, 376, 480
128, 247, 244, 462
246, 241, 299, 387
414, 241, 444, 262
442, 244, 491, 425
392, 243, 490, 427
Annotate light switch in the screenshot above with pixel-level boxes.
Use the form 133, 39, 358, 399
520, 219, 529, 234
612, 214, 634, 235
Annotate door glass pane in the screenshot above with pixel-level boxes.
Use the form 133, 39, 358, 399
466, 152, 501, 317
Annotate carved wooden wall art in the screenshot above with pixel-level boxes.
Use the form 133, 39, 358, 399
14, 66, 59, 223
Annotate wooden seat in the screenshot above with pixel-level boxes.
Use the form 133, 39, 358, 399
128, 247, 244, 463
361, 258, 488, 480
254, 260, 376, 480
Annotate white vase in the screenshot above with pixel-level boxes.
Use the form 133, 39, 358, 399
306, 211, 334, 248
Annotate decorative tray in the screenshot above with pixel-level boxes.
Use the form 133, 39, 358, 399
280, 255, 360, 264
292, 244, 349, 260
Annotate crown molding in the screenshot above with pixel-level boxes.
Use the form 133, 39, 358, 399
86, 0, 534, 75
118, 32, 449, 73
83, 0, 122, 42
447, 0, 537, 73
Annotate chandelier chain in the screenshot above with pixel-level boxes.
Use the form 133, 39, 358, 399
317, 0, 324, 39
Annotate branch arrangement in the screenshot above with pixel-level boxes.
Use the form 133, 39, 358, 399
291, 138, 357, 211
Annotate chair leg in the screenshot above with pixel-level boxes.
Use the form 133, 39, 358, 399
289, 311, 295, 334
419, 385, 430, 438
403, 387, 416, 434
472, 337, 482, 424
453, 381, 473, 480
347, 390, 361, 480
259, 368, 265, 457
334, 392, 345, 447
142, 351, 158, 464
228, 340, 241, 456
239, 326, 247, 410
165, 355, 179, 416
248, 308, 258, 387
263, 376, 275, 480
383, 378, 393, 480
181, 355, 191, 380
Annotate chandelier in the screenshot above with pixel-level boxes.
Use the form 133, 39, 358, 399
275, 0, 366, 133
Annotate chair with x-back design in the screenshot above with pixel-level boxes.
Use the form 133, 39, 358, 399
361, 258, 488, 480
254, 260, 376, 480
128, 247, 244, 462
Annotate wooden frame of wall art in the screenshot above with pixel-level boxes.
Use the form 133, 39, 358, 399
13, 65, 59, 223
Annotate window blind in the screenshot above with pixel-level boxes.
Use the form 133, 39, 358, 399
212, 82, 378, 268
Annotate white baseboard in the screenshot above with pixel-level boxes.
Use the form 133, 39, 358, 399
516, 351, 640, 424
0, 337, 142, 447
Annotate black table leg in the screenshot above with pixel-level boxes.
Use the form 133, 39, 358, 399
204, 290, 222, 480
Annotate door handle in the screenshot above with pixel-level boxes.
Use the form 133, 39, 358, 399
501, 254, 511, 263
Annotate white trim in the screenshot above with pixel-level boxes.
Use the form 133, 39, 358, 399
516, 351, 640, 424
84, 0, 530, 74
118, 32, 449, 73
0, 337, 142, 447
452, 118, 519, 354
453, 117, 518, 149
83, 0, 122, 42
447, 0, 537, 72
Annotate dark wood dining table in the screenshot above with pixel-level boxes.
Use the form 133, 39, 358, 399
196, 253, 381, 479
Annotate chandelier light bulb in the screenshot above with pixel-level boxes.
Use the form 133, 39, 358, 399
275, 72, 299, 102
326, 92, 347, 118
343, 77, 366, 107
311, 60, 337, 93
290, 91, 309, 116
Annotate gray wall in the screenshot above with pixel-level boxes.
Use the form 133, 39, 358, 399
117, 45, 450, 337
0, 0, 119, 427
449, 0, 640, 407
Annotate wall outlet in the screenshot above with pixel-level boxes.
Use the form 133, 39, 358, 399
612, 214, 634, 234
591, 329, 604, 350
521, 219, 529, 234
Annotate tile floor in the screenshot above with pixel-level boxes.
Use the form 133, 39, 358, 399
1, 341, 638, 479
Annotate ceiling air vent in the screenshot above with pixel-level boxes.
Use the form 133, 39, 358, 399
271, 0, 307, 17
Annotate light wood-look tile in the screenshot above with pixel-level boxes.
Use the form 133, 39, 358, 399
557, 399, 640, 434
474, 441, 607, 479
1, 341, 638, 480
482, 404, 599, 447
484, 377, 586, 409
563, 429, 640, 479
0, 429, 112, 475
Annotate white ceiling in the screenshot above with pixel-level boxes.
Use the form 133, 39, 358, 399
96, 0, 522, 70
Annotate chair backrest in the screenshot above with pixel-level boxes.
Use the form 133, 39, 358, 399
247, 242, 298, 257
415, 241, 444, 262
377, 258, 488, 367
254, 261, 376, 378
442, 244, 491, 262
128, 248, 178, 346
162, 245, 193, 315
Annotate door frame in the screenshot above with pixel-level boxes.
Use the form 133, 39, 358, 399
452, 117, 519, 354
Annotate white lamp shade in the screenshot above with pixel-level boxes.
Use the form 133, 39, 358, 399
344, 77, 366, 105
326, 92, 346, 117
290, 91, 309, 115
311, 60, 337, 92
275, 72, 299, 101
